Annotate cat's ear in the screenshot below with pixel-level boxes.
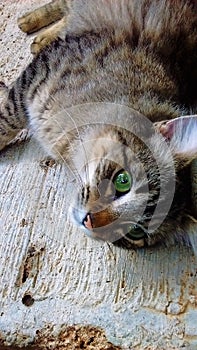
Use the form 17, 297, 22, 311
154, 115, 197, 160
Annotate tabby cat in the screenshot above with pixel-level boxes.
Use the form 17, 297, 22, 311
1, 0, 197, 249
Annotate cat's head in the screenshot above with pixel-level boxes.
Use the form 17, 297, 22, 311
52, 105, 197, 248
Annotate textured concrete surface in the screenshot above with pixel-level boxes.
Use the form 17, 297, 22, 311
0, 1, 197, 349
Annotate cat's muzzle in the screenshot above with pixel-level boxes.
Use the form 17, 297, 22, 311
82, 212, 147, 248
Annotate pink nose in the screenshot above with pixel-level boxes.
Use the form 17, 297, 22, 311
83, 213, 93, 230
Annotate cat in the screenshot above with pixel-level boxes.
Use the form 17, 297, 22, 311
0, 0, 197, 250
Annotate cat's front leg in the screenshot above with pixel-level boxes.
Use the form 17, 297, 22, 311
18, 0, 71, 55
0, 82, 28, 152
0, 82, 13, 151
30, 17, 68, 55
17, 0, 66, 34
0, 82, 8, 102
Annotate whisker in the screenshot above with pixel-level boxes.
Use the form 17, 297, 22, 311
106, 242, 116, 261
63, 108, 90, 186
51, 116, 84, 187
53, 145, 83, 190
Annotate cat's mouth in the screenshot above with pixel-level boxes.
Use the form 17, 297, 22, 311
83, 213, 148, 247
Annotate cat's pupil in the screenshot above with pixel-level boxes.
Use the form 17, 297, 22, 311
120, 175, 129, 183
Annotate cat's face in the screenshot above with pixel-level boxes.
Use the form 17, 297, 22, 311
52, 107, 197, 248
69, 123, 176, 248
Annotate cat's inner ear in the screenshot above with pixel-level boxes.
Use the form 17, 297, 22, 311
154, 115, 197, 159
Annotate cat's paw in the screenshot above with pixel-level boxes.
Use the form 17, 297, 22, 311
31, 31, 57, 55
17, 14, 38, 34
30, 18, 67, 55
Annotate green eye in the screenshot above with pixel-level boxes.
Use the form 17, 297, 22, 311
113, 170, 132, 193
127, 224, 145, 240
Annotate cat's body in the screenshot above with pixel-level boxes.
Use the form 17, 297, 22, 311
1, 0, 197, 249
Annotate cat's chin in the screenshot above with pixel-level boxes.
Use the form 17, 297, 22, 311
82, 227, 147, 248
82, 226, 147, 248
71, 205, 148, 247
113, 236, 146, 249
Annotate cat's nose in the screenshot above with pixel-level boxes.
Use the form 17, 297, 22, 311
83, 213, 93, 230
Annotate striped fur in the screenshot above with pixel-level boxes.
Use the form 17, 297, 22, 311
0, 0, 197, 249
